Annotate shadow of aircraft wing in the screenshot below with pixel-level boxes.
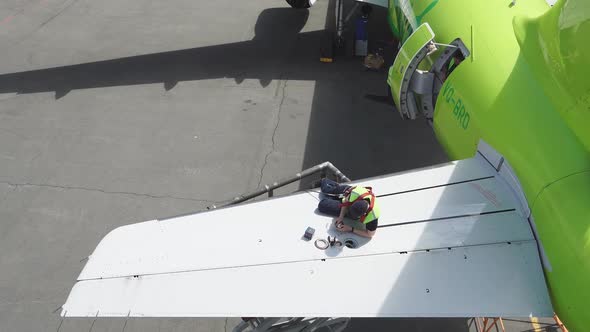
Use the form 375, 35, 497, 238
0, 8, 325, 99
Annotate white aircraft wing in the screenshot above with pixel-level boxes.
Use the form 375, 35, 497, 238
61, 154, 553, 318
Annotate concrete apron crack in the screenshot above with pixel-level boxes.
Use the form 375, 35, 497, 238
11, 0, 83, 48
257, 78, 288, 189
0, 180, 213, 203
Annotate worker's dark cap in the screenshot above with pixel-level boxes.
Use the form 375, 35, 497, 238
348, 200, 369, 219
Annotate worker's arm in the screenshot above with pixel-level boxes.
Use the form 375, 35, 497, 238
351, 228, 375, 238
352, 220, 378, 238
335, 206, 351, 231
338, 205, 348, 220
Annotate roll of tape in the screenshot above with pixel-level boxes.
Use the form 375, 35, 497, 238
314, 239, 329, 250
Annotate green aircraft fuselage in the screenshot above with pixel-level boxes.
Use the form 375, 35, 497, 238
386, 0, 590, 330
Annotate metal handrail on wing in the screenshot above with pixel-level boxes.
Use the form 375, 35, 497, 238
207, 162, 351, 210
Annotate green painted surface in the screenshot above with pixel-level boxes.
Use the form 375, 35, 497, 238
388, 23, 434, 108
533, 172, 590, 329
440, 81, 470, 130
513, 0, 590, 153
388, 0, 440, 42
386, 0, 590, 330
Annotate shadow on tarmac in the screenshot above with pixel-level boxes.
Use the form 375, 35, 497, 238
0, 8, 317, 99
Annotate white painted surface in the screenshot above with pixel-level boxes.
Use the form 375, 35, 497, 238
477, 140, 504, 170
78, 158, 517, 280
498, 159, 531, 218
375, 177, 521, 225
63, 242, 552, 317
63, 157, 552, 318
308, 157, 497, 198
77, 208, 533, 281
477, 139, 531, 218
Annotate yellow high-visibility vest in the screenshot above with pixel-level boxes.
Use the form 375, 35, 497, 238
342, 186, 380, 223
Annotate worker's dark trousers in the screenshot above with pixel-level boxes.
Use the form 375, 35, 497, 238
317, 178, 351, 216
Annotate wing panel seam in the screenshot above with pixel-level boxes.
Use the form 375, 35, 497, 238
77, 238, 535, 282
377, 208, 516, 227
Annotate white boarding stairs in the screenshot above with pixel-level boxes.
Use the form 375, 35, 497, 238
61, 142, 553, 331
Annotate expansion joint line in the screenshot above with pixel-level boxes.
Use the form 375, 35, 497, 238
0, 180, 213, 203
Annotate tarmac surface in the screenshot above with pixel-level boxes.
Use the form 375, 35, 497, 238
0, 0, 559, 331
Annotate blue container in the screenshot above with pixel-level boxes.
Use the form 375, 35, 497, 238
355, 17, 369, 56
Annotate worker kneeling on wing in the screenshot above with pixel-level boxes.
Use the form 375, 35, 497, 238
317, 178, 380, 238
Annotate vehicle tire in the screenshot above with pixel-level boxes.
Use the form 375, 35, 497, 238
285, 0, 315, 9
